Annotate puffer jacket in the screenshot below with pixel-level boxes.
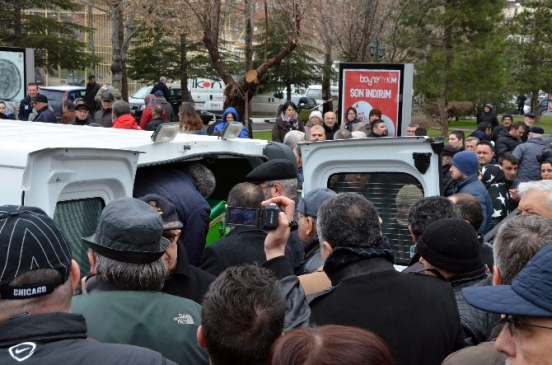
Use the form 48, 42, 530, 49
451, 269, 500, 346
495, 132, 520, 158
513, 137, 545, 182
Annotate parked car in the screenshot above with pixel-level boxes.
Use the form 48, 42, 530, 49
128, 86, 220, 125
38, 86, 86, 122
276, 96, 319, 119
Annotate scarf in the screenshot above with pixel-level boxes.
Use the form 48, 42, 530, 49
280, 112, 299, 129
324, 236, 395, 273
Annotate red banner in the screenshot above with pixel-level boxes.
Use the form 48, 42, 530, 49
341, 69, 401, 136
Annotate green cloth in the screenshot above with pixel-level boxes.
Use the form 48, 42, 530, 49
72, 290, 208, 365
206, 199, 228, 247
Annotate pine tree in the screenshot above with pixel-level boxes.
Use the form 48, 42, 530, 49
0, 0, 99, 72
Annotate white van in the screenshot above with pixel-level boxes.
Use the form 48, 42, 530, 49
1, 120, 442, 270
305, 85, 339, 110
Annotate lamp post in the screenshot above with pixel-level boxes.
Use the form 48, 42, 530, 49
369, 36, 386, 63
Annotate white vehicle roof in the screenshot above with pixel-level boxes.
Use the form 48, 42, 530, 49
38, 86, 85, 91
0, 120, 269, 170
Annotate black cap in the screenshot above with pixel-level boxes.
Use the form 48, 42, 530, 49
83, 198, 169, 264
101, 92, 114, 101
75, 103, 90, 111
525, 113, 536, 118
529, 126, 544, 134
0, 206, 72, 300
33, 94, 48, 103
417, 218, 483, 273
245, 159, 298, 183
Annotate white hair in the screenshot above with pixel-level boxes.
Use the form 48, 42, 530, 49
352, 131, 367, 139
518, 180, 552, 212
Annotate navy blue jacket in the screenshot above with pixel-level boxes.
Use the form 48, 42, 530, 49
18, 96, 33, 120
33, 106, 57, 123
134, 167, 210, 266
453, 174, 493, 234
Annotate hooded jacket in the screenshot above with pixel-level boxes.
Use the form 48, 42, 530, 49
112, 114, 141, 130
513, 137, 545, 182
213, 107, 248, 138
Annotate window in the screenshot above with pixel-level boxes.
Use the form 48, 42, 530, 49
328, 173, 424, 266
54, 198, 104, 281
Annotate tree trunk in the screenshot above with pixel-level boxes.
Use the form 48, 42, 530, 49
440, 2, 454, 137
322, 42, 333, 114
110, 3, 124, 94
180, 33, 192, 102
13, 0, 22, 43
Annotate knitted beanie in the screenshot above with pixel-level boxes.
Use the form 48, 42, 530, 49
417, 218, 483, 273
451, 151, 478, 176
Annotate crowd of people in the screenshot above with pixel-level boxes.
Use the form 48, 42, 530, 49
4, 82, 552, 364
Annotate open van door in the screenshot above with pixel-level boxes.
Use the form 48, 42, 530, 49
300, 137, 443, 266
22, 147, 140, 275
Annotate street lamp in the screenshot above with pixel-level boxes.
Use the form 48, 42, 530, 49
369, 36, 386, 63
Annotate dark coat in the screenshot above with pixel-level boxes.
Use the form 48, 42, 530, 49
151, 82, 171, 102
495, 132, 520, 158
296, 235, 323, 275
0, 313, 177, 365
162, 240, 215, 304
309, 257, 465, 365
146, 117, 167, 131
85, 82, 101, 112
18, 95, 33, 120
68, 115, 94, 126
200, 226, 295, 277
513, 137, 545, 182
134, 167, 210, 267
33, 105, 57, 123
477, 112, 498, 129
449, 269, 500, 346
94, 108, 113, 127
323, 123, 339, 140
272, 116, 305, 143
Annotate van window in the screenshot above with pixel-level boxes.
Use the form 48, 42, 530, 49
53, 198, 104, 280
306, 89, 322, 99
328, 173, 424, 266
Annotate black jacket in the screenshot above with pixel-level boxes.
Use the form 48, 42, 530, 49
450, 269, 500, 346
0, 312, 176, 365
85, 83, 101, 112
495, 132, 520, 158
296, 235, 323, 275
151, 82, 171, 102
162, 240, 215, 304
200, 225, 295, 277
310, 257, 465, 365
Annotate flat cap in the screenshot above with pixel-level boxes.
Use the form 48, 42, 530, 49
245, 159, 297, 183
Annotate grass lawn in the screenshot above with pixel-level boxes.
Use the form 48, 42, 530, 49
427, 115, 552, 138
252, 115, 552, 141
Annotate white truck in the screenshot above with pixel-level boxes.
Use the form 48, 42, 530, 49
0, 120, 442, 270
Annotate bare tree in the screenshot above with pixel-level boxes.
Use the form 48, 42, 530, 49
184, 0, 312, 128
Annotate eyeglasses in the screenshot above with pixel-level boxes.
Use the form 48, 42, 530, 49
502, 315, 552, 337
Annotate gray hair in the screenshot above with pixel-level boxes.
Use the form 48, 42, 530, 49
112, 100, 131, 117
317, 193, 382, 249
269, 178, 297, 198
518, 180, 552, 213
160, 76, 167, 83
283, 130, 305, 150
465, 136, 479, 143
334, 130, 352, 140
493, 215, 552, 284
92, 252, 167, 291
182, 162, 216, 199
227, 182, 264, 208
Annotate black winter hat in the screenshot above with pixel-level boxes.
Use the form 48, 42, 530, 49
417, 218, 483, 273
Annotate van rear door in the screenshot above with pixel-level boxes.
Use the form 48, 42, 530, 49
301, 137, 443, 266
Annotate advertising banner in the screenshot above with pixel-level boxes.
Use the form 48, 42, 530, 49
339, 63, 413, 136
